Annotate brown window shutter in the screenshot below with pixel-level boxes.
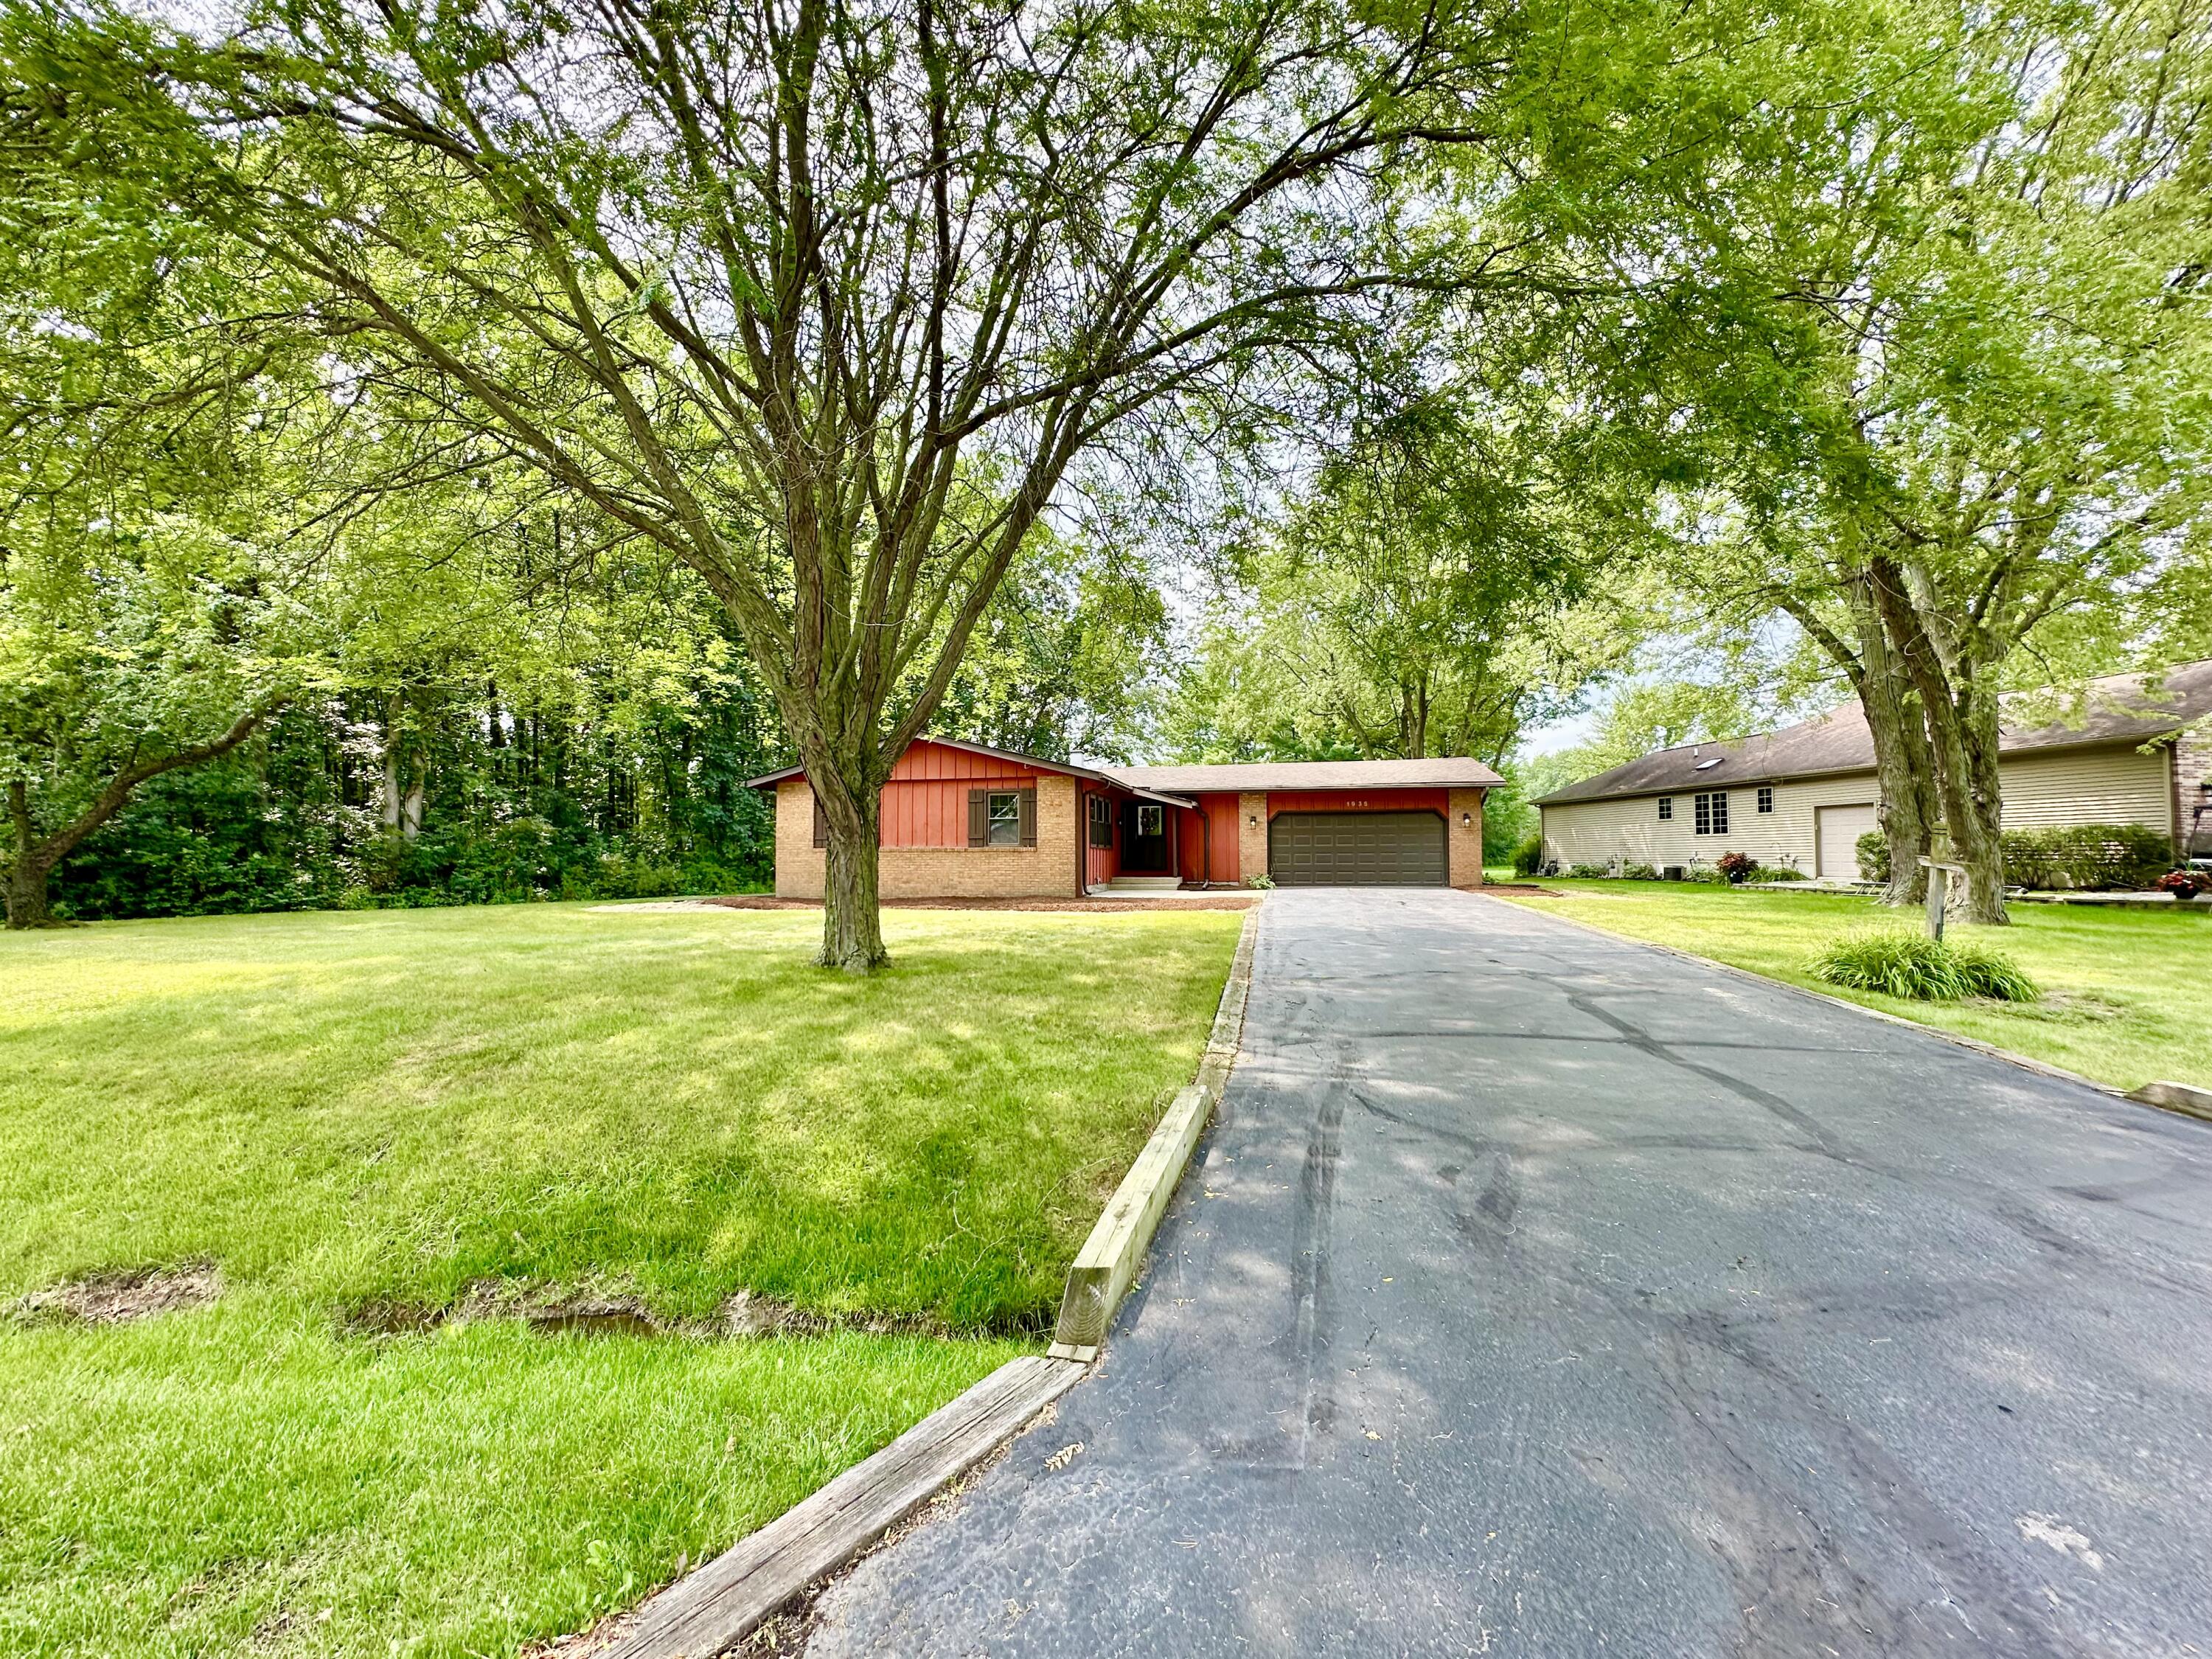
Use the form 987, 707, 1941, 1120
1019, 787, 1037, 848
812, 787, 828, 848
968, 788, 987, 847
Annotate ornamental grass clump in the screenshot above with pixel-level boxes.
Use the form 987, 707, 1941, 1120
1811, 930, 2039, 1002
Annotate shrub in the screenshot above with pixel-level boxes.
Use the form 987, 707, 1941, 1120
1716, 850, 1756, 884
1620, 863, 1658, 880
1681, 864, 1730, 885
1856, 831, 1890, 885
1567, 863, 1613, 879
2155, 869, 2210, 900
1811, 931, 2038, 1002
1753, 864, 1807, 882
1242, 872, 1276, 890
1512, 832, 1545, 877
2001, 823, 2171, 891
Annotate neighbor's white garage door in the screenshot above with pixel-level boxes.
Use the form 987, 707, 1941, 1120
1815, 803, 1880, 879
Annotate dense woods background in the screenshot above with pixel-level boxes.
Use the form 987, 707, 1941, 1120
4, 0, 2210, 936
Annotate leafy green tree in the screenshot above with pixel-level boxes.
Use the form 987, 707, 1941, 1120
16, 0, 1608, 967
1, 549, 285, 926
1158, 382, 1641, 765
1603, 0, 2212, 919
1635, 498, 1945, 904
927, 531, 1166, 764
0, 128, 313, 925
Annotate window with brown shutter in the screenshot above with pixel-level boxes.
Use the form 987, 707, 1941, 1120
967, 787, 1036, 847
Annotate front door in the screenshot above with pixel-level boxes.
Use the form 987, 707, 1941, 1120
1124, 801, 1171, 872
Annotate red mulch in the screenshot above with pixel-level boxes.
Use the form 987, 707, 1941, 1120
1476, 883, 1562, 897
700, 893, 1261, 914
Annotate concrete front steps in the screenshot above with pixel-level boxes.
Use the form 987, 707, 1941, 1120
1089, 876, 1189, 895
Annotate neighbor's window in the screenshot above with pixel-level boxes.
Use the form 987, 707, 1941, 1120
1088, 794, 1113, 848
988, 790, 1022, 846
1756, 785, 1773, 814
1694, 790, 1729, 835
1658, 797, 1673, 821
1137, 803, 1164, 836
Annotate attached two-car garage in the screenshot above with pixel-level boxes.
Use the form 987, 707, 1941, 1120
1267, 811, 1449, 886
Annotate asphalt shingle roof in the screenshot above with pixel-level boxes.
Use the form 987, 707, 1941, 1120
1102, 757, 1504, 793
1534, 658, 2212, 807
745, 741, 1503, 793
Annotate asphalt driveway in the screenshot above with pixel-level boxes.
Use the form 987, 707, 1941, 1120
808, 888, 2212, 1657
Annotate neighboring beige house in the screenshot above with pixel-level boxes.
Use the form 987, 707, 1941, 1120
1537, 659, 2212, 878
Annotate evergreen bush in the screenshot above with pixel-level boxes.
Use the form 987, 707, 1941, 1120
2000, 823, 2171, 891
1855, 831, 1889, 884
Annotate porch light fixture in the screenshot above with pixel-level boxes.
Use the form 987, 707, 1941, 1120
1461, 811, 1472, 827
1248, 813, 1258, 825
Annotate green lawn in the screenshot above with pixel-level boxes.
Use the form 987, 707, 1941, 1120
1498, 880, 2210, 1091
0, 902, 1242, 1659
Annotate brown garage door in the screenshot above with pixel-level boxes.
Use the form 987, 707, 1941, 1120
1268, 811, 1448, 886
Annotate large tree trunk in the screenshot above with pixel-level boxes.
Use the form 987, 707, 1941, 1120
6, 781, 54, 928
812, 767, 887, 972
1866, 555, 2008, 924
4, 858, 52, 928
1781, 574, 1938, 903
1847, 580, 1938, 906
379, 731, 424, 840
1935, 681, 2010, 922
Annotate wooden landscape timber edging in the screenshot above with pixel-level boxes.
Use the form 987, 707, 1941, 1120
1048, 901, 1262, 1361
596, 1354, 1085, 1658
580, 903, 1264, 1657
1196, 901, 1262, 1098
1492, 894, 2212, 1125
2130, 1080, 2212, 1121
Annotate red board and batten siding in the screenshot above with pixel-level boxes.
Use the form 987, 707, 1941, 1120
1265, 788, 1449, 817
1082, 786, 1121, 887
878, 743, 1044, 849
1174, 793, 1242, 885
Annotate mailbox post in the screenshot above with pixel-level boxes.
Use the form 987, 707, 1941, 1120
1918, 825, 1968, 942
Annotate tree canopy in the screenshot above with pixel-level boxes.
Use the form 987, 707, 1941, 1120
3, 0, 2208, 939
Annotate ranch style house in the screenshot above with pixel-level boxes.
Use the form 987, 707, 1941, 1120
1536, 659, 2212, 879
747, 742, 1500, 897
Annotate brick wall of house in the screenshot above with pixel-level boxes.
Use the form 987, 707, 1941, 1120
775, 774, 1082, 899
1447, 788, 1486, 888
1237, 793, 1267, 881
2179, 729, 2212, 855
773, 781, 821, 899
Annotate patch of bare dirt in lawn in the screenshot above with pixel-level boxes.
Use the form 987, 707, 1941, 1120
341, 1282, 973, 1343
2001, 989, 2130, 1023
16, 1262, 221, 1326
